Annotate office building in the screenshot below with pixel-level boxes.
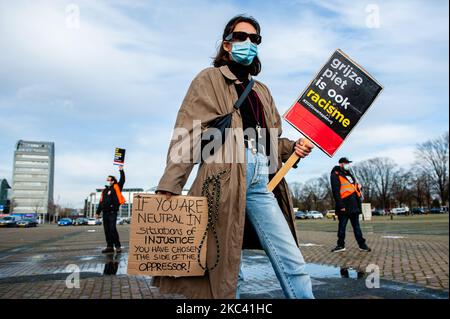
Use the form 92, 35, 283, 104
85, 188, 145, 218
84, 187, 190, 219
0, 179, 11, 213
12, 140, 55, 222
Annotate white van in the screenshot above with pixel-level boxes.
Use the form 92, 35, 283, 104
391, 207, 409, 215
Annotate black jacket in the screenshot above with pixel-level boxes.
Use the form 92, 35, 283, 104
330, 166, 362, 215
97, 170, 125, 214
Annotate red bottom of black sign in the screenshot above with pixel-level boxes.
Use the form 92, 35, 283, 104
284, 102, 344, 157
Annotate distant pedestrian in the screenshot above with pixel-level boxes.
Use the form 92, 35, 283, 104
330, 157, 371, 252
96, 166, 125, 254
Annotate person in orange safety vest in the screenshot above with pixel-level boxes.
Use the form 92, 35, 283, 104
330, 157, 371, 253
96, 166, 126, 254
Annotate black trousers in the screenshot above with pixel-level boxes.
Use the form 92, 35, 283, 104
102, 211, 121, 248
337, 212, 366, 247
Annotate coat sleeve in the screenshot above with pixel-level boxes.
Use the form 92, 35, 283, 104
118, 170, 125, 191
330, 172, 345, 211
156, 69, 219, 195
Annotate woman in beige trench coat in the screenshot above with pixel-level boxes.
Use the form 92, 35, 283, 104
153, 15, 315, 299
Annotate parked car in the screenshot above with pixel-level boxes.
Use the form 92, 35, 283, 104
306, 211, 323, 219
123, 217, 131, 224
295, 211, 307, 219
16, 218, 38, 228
116, 217, 124, 225
429, 207, 446, 214
58, 218, 73, 226
325, 210, 336, 219
87, 218, 102, 226
73, 217, 89, 226
0, 216, 19, 227
391, 207, 408, 215
372, 209, 385, 216
411, 207, 425, 215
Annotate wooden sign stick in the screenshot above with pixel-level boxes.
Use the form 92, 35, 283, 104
267, 138, 311, 192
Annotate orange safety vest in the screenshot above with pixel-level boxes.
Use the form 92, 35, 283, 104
338, 174, 361, 199
100, 184, 126, 205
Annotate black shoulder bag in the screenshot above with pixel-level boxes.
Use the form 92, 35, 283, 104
199, 79, 255, 163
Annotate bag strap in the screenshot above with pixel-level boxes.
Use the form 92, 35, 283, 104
233, 79, 255, 110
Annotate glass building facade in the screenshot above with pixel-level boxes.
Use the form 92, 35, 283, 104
12, 140, 55, 221
85, 188, 145, 218
0, 179, 11, 212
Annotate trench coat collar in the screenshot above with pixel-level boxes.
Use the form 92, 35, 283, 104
219, 64, 253, 84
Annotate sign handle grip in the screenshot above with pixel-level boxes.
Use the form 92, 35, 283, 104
267, 151, 300, 192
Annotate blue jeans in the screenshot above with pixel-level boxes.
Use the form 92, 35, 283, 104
236, 148, 314, 299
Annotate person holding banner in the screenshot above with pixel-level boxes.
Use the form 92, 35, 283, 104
96, 166, 126, 254
330, 157, 371, 253
153, 15, 315, 299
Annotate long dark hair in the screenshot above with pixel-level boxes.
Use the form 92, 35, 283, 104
213, 14, 262, 76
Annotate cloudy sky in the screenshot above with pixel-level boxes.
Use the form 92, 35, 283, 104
0, 0, 448, 208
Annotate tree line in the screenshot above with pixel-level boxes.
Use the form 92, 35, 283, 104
290, 131, 449, 212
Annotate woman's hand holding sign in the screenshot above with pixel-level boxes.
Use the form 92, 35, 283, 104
294, 138, 314, 158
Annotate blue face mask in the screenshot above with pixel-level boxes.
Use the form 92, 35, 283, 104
231, 40, 258, 66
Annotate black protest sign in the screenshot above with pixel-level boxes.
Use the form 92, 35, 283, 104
127, 194, 208, 277
113, 148, 126, 165
284, 49, 383, 156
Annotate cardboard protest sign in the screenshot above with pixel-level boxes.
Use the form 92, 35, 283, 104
113, 148, 126, 166
127, 194, 209, 277
284, 49, 383, 157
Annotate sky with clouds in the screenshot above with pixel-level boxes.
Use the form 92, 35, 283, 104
0, 0, 448, 208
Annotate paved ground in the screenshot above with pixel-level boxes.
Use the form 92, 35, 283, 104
0, 214, 448, 299
296, 216, 449, 290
